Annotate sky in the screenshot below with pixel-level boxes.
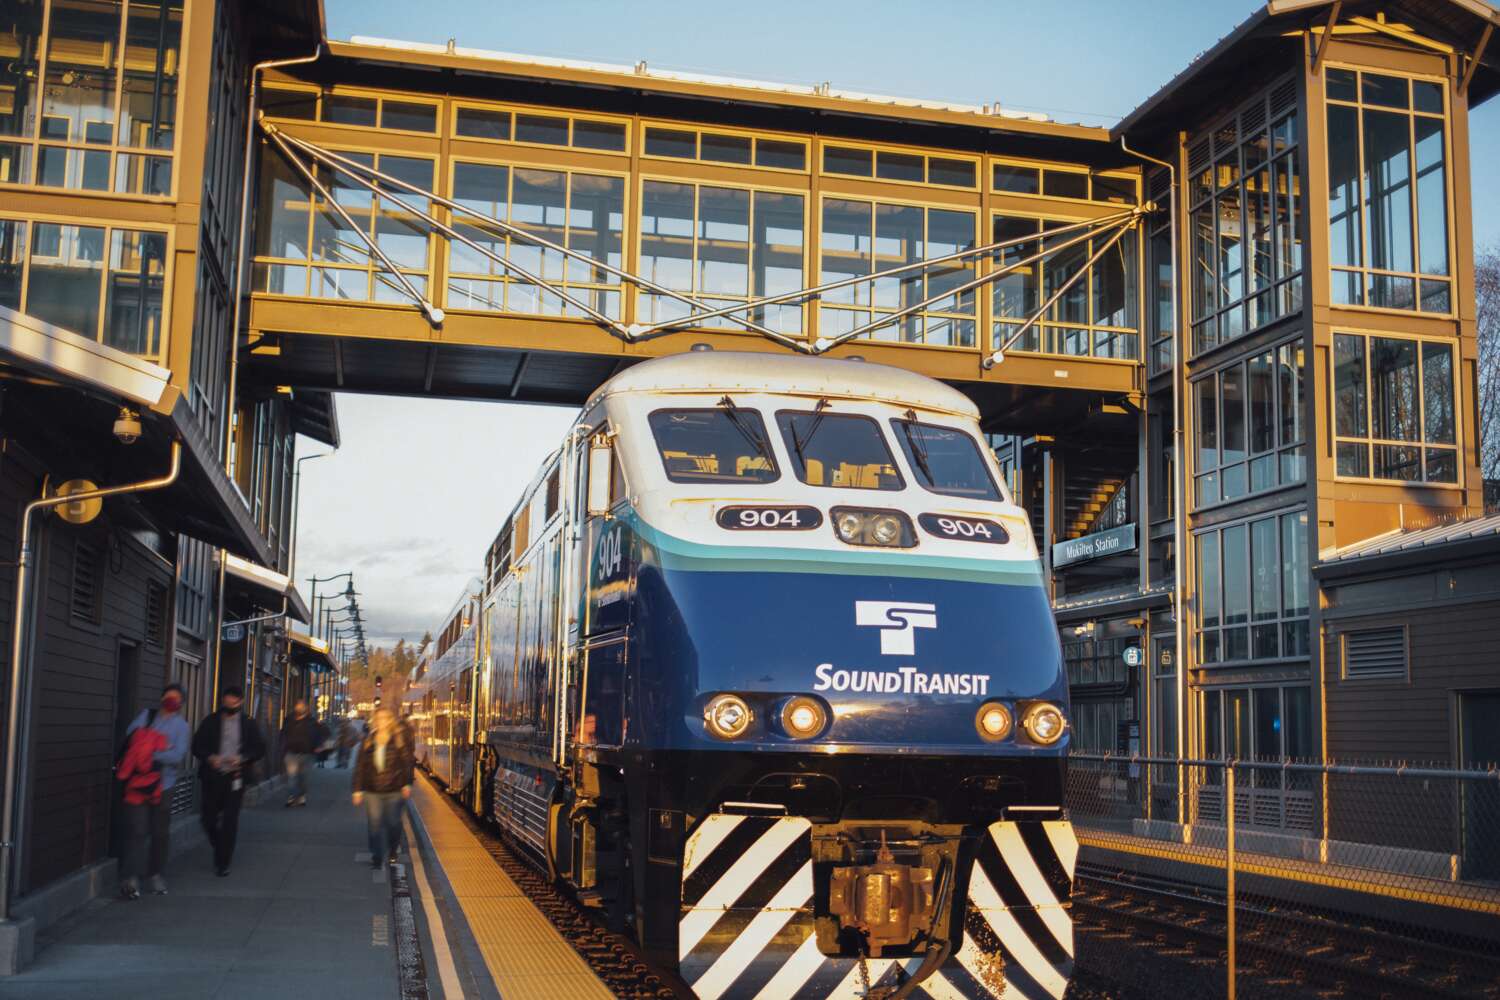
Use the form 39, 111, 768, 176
297, 0, 1500, 646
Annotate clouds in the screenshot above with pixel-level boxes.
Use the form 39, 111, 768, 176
294, 394, 577, 648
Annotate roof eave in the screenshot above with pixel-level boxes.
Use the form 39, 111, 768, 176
322, 39, 1111, 143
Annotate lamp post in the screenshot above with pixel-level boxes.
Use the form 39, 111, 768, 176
288, 452, 330, 583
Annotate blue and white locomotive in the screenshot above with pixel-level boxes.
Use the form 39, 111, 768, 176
422, 352, 1077, 1000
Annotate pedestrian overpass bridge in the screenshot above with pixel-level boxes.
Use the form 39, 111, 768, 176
242, 38, 1150, 433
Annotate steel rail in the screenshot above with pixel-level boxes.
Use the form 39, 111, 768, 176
264, 128, 444, 325
635, 210, 1136, 339
276, 132, 809, 351
264, 122, 629, 337
984, 213, 1142, 368
817, 211, 1139, 356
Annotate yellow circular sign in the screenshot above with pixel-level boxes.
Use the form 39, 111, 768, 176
52, 480, 103, 525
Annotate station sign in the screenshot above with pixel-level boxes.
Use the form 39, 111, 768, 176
1122, 645, 1144, 667
1052, 522, 1136, 568
221, 623, 245, 643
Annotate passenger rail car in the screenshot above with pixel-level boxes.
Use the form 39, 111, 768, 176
412, 581, 481, 791
425, 353, 1077, 1000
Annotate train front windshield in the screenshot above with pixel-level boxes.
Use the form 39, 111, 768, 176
646, 408, 779, 484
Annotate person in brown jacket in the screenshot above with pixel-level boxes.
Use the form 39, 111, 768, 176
352, 708, 415, 869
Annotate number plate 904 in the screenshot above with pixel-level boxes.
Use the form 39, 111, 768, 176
918, 513, 1009, 544
717, 505, 823, 530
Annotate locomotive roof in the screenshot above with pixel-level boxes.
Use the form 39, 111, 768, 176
592, 352, 980, 418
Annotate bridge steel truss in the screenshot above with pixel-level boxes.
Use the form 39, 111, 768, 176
260, 119, 1149, 373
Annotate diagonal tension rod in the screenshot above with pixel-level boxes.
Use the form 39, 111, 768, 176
640, 209, 1138, 343
263, 121, 628, 335
273, 128, 811, 353
983, 216, 1138, 369
264, 127, 444, 326
820, 209, 1143, 357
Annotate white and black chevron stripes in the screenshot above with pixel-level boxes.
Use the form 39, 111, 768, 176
677, 814, 1078, 1000
963, 819, 1078, 1000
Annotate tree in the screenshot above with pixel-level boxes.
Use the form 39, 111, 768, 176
1478, 247, 1500, 507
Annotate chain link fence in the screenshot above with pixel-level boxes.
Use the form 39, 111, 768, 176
1066, 753, 1500, 999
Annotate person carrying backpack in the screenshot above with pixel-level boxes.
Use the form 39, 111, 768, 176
118, 683, 190, 899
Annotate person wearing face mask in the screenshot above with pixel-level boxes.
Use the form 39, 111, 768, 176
118, 683, 191, 897
191, 687, 266, 877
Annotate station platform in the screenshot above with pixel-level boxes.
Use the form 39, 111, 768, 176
0, 765, 612, 1000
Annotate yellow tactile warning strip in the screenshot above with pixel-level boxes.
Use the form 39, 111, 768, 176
1079, 829, 1500, 915
409, 774, 616, 1000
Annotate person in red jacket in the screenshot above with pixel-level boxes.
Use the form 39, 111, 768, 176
116, 726, 168, 900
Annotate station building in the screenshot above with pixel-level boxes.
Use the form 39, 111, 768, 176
0, 0, 1497, 965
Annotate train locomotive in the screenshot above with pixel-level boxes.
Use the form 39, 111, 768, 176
412, 351, 1077, 1000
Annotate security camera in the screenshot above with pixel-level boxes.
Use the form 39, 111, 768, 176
113, 407, 141, 445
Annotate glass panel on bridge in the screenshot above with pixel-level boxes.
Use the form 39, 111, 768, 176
820, 198, 975, 347
640, 180, 803, 333
991, 215, 1138, 359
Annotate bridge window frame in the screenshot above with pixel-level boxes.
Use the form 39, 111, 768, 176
636, 173, 809, 336
818, 192, 980, 350
640, 120, 807, 173
261, 83, 441, 136
819, 138, 979, 191
988, 158, 1139, 207
444, 156, 630, 322
251, 143, 437, 306
988, 207, 1140, 361
452, 100, 631, 155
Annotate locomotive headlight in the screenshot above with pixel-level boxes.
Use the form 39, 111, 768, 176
830, 507, 915, 548
834, 511, 866, 542
779, 696, 827, 739
869, 514, 903, 546
975, 702, 1013, 742
1021, 702, 1067, 744
704, 694, 754, 740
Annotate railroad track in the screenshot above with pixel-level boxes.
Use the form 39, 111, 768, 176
425, 778, 690, 1000
1073, 864, 1500, 1000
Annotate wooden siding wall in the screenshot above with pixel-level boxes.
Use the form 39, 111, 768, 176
1322, 560, 1500, 765
22, 517, 172, 894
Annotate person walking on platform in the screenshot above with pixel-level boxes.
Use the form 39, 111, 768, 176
336, 717, 358, 769
115, 725, 167, 900
281, 700, 323, 807
352, 708, 414, 870
118, 683, 190, 898
192, 688, 265, 877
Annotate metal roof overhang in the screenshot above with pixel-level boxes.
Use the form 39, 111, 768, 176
287, 388, 339, 448
1313, 531, 1500, 579
1114, 0, 1500, 145
0, 306, 274, 565
224, 553, 312, 623
287, 629, 335, 674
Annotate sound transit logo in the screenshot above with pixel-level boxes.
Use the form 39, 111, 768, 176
854, 600, 938, 656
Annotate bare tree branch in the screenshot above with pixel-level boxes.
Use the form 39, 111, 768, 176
1476, 246, 1500, 506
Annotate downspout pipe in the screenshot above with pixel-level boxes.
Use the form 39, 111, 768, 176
1119, 136, 1185, 786
1, 440, 182, 921
211, 42, 322, 717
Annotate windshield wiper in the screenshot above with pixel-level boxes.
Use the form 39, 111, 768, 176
789, 398, 831, 466
718, 395, 772, 467
903, 408, 936, 485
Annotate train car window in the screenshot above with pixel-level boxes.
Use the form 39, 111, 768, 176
776, 411, 904, 490
545, 467, 561, 520
889, 419, 1002, 500
647, 409, 780, 484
